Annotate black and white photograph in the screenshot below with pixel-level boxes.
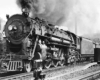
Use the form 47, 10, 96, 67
0, 0, 100, 80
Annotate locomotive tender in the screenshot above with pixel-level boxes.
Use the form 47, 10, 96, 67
0, 12, 99, 72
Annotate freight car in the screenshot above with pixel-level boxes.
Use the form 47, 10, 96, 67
0, 12, 98, 72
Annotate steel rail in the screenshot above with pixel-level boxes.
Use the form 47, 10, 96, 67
0, 72, 33, 80
68, 70, 100, 80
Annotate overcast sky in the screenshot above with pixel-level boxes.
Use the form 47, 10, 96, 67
0, 0, 21, 32
0, 0, 21, 21
0, 0, 100, 36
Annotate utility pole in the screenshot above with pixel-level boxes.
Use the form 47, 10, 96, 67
0, 20, 1, 31
75, 0, 77, 35
75, 0, 78, 48
75, 14, 77, 35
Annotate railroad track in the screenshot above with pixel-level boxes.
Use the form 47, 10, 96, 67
0, 72, 33, 80
0, 62, 97, 80
0, 66, 66, 80
44, 62, 98, 80
0, 65, 65, 80
69, 70, 100, 80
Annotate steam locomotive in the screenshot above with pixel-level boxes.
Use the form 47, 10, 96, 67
0, 12, 99, 72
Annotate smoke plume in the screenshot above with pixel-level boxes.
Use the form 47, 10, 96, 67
17, 0, 100, 36
17, 0, 74, 25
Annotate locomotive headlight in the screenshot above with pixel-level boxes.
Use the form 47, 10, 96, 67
8, 25, 13, 31
8, 25, 17, 31
13, 25, 17, 30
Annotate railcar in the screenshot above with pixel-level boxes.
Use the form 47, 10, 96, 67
94, 42, 100, 63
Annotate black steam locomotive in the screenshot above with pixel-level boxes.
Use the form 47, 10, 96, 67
0, 12, 99, 72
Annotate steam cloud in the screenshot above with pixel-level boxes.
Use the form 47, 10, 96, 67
16, 0, 75, 27
16, 0, 100, 36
